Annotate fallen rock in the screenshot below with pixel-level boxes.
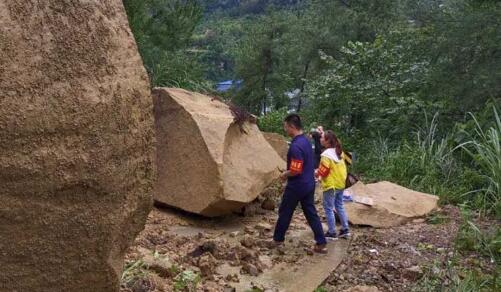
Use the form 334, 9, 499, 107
261, 198, 276, 210
258, 255, 273, 270
403, 265, 424, 281
153, 88, 285, 216
0, 1, 154, 291
255, 222, 273, 231
345, 182, 439, 227
240, 235, 256, 248
345, 285, 380, 292
242, 263, 259, 276
198, 253, 218, 277
262, 132, 289, 160
138, 248, 174, 277
189, 241, 218, 257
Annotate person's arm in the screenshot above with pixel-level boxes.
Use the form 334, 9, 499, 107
316, 157, 330, 179
280, 144, 304, 180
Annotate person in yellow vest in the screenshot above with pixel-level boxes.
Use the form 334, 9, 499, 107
316, 130, 351, 239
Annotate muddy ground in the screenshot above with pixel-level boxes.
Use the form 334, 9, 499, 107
121, 186, 497, 292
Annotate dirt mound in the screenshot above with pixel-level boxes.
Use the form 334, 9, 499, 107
0, 1, 154, 291
152, 88, 285, 217
345, 182, 439, 227
262, 132, 289, 160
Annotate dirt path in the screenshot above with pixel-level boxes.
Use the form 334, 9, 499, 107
121, 194, 496, 292
121, 197, 350, 292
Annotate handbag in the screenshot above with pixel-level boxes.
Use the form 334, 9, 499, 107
345, 173, 359, 188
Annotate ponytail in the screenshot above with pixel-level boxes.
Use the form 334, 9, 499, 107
324, 130, 343, 157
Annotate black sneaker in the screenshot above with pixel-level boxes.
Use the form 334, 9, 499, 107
339, 229, 351, 239
325, 232, 338, 240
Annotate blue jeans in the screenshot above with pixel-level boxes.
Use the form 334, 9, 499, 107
273, 186, 327, 245
323, 189, 349, 234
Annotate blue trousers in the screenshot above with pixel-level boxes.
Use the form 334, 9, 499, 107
322, 189, 349, 233
273, 186, 327, 245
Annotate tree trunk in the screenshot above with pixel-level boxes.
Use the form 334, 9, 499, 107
297, 59, 311, 112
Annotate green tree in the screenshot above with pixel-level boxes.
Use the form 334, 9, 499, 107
124, 0, 211, 90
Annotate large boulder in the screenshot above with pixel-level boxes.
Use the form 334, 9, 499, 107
153, 88, 285, 216
345, 181, 439, 228
263, 132, 289, 160
0, 1, 155, 291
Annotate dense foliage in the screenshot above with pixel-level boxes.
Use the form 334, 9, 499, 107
123, 0, 501, 215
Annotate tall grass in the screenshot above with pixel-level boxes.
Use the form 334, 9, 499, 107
355, 109, 501, 214
456, 107, 501, 217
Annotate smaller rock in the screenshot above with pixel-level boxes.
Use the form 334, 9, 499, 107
229, 231, 239, 238
188, 240, 217, 257
261, 198, 276, 210
258, 255, 273, 270
197, 253, 218, 277
244, 226, 254, 234
137, 247, 173, 277
240, 235, 255, 248
242, 263, 259, 276
345, 285, 379, 292
403, 265, 423, 281
225, 273, 240, 283
412, 218, 426, 224
255, 222, 273, 231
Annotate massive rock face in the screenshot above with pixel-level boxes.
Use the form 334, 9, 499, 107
345, 181, 439, 228
0, 1, 155, 291
262, 132, 289, 161
153, 88, 285, 217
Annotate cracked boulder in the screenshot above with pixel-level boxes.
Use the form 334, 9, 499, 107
153, 88, 284, 216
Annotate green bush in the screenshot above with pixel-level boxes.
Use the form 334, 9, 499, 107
257, 108, 288, 134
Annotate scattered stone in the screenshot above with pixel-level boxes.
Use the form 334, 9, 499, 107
240, 235, 256, 248
189, 241, 217, 257
261, 198, 276, 211
198, 253, 218, 277
258, 255, 273, 270
345, 286, 380, 292
138, 247, 174, 277
242, 263, 260, 276
244, 226, 255, 234
403, 266, 424, 281
225, 274, 240, 283
255, 222, 273, 231
229, 231, 239, 238
412, 218, 426, 224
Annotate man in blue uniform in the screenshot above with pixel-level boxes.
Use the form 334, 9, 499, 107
273, 114, 327, 253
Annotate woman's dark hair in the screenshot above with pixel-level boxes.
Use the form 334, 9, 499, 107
284, 114, 302, 130
324, 130, 343, 157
